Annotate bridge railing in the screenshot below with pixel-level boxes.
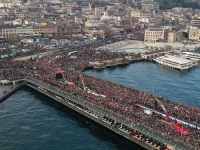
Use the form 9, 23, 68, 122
24, 77, 197, 150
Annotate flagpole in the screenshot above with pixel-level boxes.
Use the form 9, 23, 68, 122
181, 123, 183, 137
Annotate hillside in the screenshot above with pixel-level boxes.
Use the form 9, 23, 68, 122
158, 0, 199, 9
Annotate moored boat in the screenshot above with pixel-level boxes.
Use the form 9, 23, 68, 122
153, 55, 194, 70
117, 59, 130, 66
182, 52, 200, 62
93, 62, 106, 69
105, 60, 118, 67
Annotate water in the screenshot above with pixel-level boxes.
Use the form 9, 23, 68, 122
85, 62, 200, 108
1, 62, 200, 150
0, 87, 144, 150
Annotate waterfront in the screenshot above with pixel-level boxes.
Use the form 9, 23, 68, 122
85, 62, 200, 108
1, 61, 200, 150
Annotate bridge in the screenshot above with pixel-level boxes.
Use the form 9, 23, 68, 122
23, 77, 194, 150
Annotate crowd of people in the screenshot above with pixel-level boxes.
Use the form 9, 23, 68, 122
0, 37, 200, 149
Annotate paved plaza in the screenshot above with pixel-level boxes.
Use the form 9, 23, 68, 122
0, 84, 18, 99
97, 40, 200, 54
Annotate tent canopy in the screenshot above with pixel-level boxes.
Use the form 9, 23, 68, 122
55, 70, 66, 73
190, 106, 196, 110
108, 102, 114, 105
135, 103, 139, 106
175, 128, 190, 135
68, 82, 75, 85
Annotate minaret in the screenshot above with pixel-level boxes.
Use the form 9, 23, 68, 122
186, 22, 190, 34
89, 3, 92, 11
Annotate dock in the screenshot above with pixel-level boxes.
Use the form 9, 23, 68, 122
0, 83, 24, 103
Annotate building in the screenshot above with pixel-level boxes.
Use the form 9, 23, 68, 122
15, 11, 25, 19
68, 6, 82, 14
16, 25, 33, 36
0, 2, 13, 8
168, 30, 177, 43
141, 1, 159, 11
0, 25, 16, 40
42, 25, 58, 37
189, 28, 200, 41
144, 26, 169, 42
131, 10, 152, 18
141, 50, 170, 59
23, 2, 37, 9
83, 28, 105, 39
94, 7, 105, 16
12, 19, 22, 26
191, 19, 200, 28
33, 27, 42, 37
13, 0, 22, 4
100, 11, 112, 22
85, 15, 102, 27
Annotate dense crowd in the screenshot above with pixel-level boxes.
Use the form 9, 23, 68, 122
0, 37, 200, 149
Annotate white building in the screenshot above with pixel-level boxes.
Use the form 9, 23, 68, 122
85, 15, 102, 27
131, 10, 152, 18
13, 0, 22, 3
0, 2, 13, 8
189, 28, 200, 41
16, 25, 33, 36
141, 1, 159, 11
144, 26, 169, 42
12, 19, 22, 26
101, 11, 112, 21
0, 25, 16, 39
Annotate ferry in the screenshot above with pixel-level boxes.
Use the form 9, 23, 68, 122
105, 60, 118, 67
153, 55, 194, 70
182, 52, 200, 62
117, 59, 130, 66
177, 55, 198, 66
93, 62, 106, 69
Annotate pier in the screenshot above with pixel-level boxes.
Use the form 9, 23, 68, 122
0, 82, 24, 103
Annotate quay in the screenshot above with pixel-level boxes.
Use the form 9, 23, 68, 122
0, 81, 24, 103
1, 77, 195, 150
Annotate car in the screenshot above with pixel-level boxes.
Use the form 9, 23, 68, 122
3, 91, 7, 94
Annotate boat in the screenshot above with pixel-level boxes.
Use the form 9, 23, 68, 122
153, 55, 194, 70
105, 60, 118, 67
117, 59, 130, 66
177, 55, 198, 67
93, 62, 106, 69
182, 52, 200, 62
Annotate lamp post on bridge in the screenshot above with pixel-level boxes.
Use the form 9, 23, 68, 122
196, 113, 200, 125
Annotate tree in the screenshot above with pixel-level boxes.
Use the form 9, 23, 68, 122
103, 28, 112, 38
41, 32, 44, 38
182, 32, 188, 40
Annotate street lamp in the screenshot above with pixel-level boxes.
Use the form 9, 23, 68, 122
196, 113, 200, 124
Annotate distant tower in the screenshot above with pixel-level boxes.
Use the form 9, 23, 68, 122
89, 3, 92, 11
186, 22, 190, 34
